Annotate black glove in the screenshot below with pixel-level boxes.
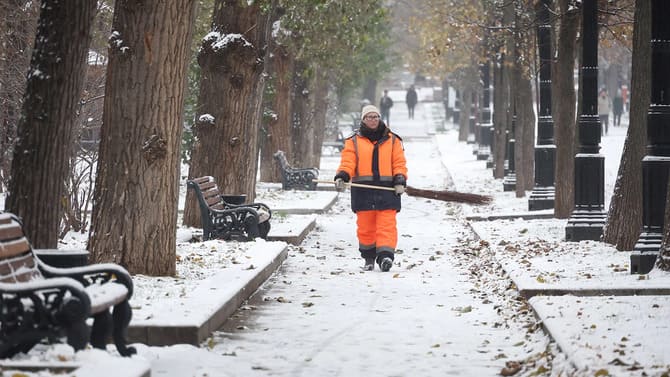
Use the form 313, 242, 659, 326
334, 171, 350, 192
393, 174, 406, 196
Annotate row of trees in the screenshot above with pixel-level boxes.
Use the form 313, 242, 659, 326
0, 0, 394, 276
405, 0, 670, 268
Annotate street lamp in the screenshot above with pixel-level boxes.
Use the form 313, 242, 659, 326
630, 0, 670, 274
528, 0, 556, 211
565, 0, 606, 242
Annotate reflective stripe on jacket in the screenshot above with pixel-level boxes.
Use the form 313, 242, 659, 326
337, 128, 408, 212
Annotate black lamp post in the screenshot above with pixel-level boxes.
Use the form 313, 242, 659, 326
565, 0, 606, 241
630, 0, 670, 274
478, 61, 492, 161
528, 0, 556, 211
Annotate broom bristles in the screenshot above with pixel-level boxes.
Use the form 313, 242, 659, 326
406, 186, 492, 205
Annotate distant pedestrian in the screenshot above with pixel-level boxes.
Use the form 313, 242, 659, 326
621, 84, 629, 112
333, 104, 408, 272
379, 90, 394, 126
406, 85, 418, 119
612, 89, 624, 127
598, 88, 611, 135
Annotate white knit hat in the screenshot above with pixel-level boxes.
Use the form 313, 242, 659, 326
361, 105, 380, 120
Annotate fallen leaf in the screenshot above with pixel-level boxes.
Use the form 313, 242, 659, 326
500, 360, 521, 376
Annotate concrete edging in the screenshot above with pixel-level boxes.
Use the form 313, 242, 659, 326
128, 246, 289, 346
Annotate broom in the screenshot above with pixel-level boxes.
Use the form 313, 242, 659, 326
314, 180, 492, 205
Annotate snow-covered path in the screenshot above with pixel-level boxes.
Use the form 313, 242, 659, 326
146, 103, 553, 377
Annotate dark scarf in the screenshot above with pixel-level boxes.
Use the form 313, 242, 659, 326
359, 122, 388, 142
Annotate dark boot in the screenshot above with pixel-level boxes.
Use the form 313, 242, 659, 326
376, 249, 394, 272
360, 247, 376, 271
363, 257, 375, 271
379, 257, 393, 272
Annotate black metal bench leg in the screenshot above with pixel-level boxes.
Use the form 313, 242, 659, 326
259, 220, 271, 239
65, 320, 90, 351
90, 310, 112, 350
244, 216, 260, 240
112, 300, 136, 356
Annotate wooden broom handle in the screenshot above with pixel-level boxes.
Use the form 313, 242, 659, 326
312, 179, 396, 192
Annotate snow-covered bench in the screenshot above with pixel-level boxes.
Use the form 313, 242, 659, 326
0, 212, 135, 358
273, 150, 319, 191
186, 176, 271, 241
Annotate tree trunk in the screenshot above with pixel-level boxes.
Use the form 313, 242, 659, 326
515, 63, 536, 197
602, 0, 650, 250
659, 179, 670, 271
6, 0, 95, 247
89, 0, 196, 276
311, 68, 329, 169
492, 55, 506, 177
552, 0, 580, 218
0, 0, 39, 193
362, 78, 377, 105
291, 60, 316, 168
495, 53, 513, 179
458, 87, 472, 142
259, 44, 293, 183
183, 0, 272, 227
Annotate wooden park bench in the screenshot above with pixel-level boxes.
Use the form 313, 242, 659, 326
273, 150, 319, 191
187, 176, 271, 241
0, 212, 135, 358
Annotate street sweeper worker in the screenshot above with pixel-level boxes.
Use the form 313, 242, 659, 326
334, 104, 408, 272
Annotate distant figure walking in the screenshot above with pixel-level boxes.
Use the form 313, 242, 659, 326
598, 88, 611, 136
379, 90, 394, 126
406, 85, 418, 119
612, 88, 624, 127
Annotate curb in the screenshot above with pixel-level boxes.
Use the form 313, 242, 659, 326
128, 245, 288, 346
267, 216, 316, 245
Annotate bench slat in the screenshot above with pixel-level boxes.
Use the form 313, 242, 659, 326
0, 213, 14, 224
86, 283, 129, 314
192, 176, 212, 184
0, 237, 32, 259
205, 195, 222, 207
199, 181, 217, 191
0, 253, 42, 282
0, 222, 24, 243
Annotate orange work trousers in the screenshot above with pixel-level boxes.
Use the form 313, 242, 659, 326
356, 209, 398, 254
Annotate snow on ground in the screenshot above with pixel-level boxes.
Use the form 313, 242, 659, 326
3, 105, 670, 377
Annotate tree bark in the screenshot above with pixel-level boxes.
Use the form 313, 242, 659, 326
515, 68, 535, 196
495, 50, 513, 179
89, 0, 196, 276
6, 0, 95, 247
458, 87, 472, 142
291, 60, 316, 168
260, 43, 293, 183
552, 0, 580, 218
362, 78, 377, 105
492, 54, 507, 177
659, 179, 670, 271
311, 68, 329, 169
183, 0, 272, 227
602, 0, 650, 250
0, 0, 39, 193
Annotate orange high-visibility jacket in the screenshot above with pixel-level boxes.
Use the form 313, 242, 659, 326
337, 128, 408, 212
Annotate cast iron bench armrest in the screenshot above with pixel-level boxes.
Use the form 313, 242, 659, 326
38, 261, 134, 298
221, 200, 272, 220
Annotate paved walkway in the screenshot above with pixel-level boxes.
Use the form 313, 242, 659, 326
173, 103, 555, 377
